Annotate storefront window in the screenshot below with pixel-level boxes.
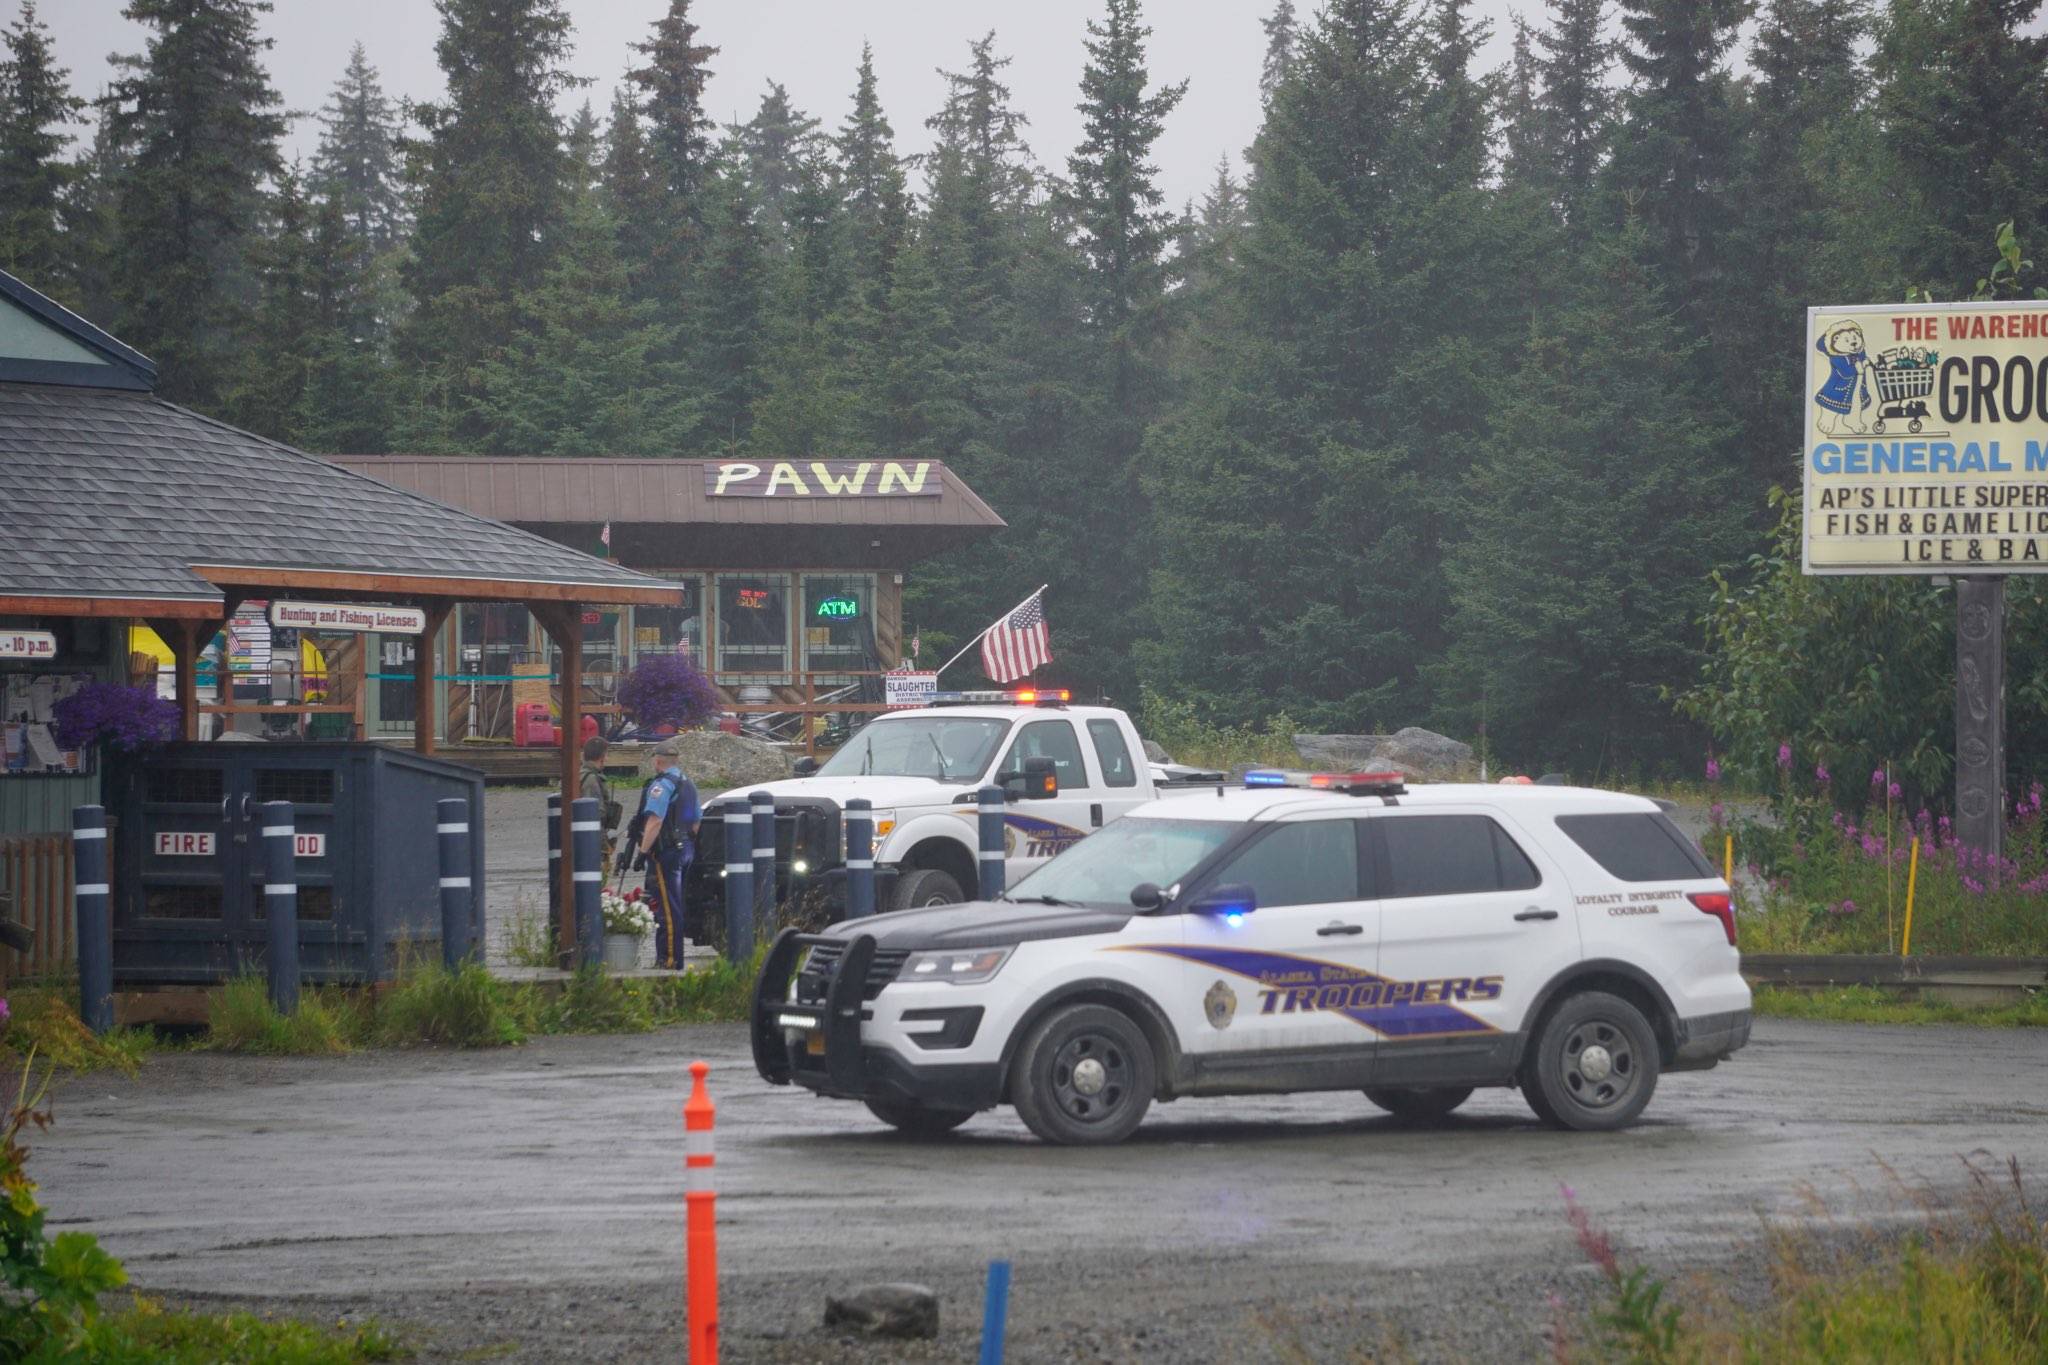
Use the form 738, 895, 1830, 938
631, 576, 705, 668
456, 603, 534, 677
801, 574, 877, 674
716, 573, 791, 679
579, 607, 622, 674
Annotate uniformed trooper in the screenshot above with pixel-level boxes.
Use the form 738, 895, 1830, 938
629, 739, 700, 968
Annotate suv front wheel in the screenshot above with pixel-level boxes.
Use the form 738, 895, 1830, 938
1523, 991, 1660, 1131
1009, 1004, 1156, 1145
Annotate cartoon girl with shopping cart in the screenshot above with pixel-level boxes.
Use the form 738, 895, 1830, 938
1814, 320, 1873, 436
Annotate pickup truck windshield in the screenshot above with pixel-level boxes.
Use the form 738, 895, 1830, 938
1004, 817, 1237, 908
815, 717, 1011, 781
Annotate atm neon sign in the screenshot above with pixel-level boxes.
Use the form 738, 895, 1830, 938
814, 597, 861, 620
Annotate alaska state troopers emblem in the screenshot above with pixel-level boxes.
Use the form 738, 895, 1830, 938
1204, 979, 1237, 1030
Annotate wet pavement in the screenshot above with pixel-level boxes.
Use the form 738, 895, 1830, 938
34, 1016, 2048, 1361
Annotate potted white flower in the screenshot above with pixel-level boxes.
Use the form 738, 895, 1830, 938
601, 887, 654, 971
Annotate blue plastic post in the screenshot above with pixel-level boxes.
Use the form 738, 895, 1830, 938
572, 796, 603, 969
71, 805, 112, 1036
977, 785, 1007, 901
845, 798, 875, 918
545, 791, 561, 940
437, 797, 472, 968
260, 800, 299, 1015
750, 790, 775, 930
978, 1259, 1012, 1365
723, 804, 754, 962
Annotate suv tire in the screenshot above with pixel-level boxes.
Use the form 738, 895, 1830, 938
1364, 1086, 1473, 1123
891, 868, 964, 910
864, 1097, 973, 1138
1523, 991, 1660, 1131
1010, 1004, 1155, 1146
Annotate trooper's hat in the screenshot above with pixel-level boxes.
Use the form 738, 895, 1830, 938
651, 739, 681, 758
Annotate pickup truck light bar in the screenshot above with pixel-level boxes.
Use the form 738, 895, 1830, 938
1243, 770, 1409, 796
928, 689, 1071, 706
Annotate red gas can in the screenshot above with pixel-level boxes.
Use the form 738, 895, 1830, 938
515, 702, 558, 748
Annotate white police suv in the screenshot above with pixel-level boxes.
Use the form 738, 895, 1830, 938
750, 772, 1751, 1145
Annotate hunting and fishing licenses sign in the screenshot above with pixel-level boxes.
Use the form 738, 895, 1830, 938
1805, 300, 2048, 574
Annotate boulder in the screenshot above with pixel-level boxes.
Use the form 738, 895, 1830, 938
1376, 726, 1475, 779
645, 729, 793, 792
1141, 738, 1173, 765
1293, 734, 1392, 770
823, 1283, 939, 1339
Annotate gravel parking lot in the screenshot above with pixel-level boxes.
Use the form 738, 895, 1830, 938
34, 1016, 2048, 1362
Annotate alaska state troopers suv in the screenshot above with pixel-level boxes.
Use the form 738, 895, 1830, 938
751, 772, 1751, 1145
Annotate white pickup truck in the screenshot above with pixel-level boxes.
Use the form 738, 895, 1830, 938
683, 694, 1208, 930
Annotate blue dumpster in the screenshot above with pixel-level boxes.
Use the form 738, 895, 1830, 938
104, 742, 487, 985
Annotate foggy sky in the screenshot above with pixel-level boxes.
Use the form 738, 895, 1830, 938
17, 0, 1527, 210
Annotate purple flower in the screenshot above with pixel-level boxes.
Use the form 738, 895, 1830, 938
1815, 763, 1831, 787
1888, 782, 1903, 801
50, 681, 179, 753
1709, 801, 1726, 825
0, 997, 9, 1025
1705, 758, 1721, 784
1778, 744, 1793, 771
617, 653, 720, 732
1828, 898, 1858, 917
1872, 768, 1886, 789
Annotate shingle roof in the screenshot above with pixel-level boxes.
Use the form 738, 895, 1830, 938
0, 384, 681, 607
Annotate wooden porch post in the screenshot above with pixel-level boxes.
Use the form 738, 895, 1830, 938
532, 602, 582, 966
414, 603, 452, 756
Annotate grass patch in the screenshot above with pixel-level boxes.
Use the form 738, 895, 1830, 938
1560, 1160, 2048, 1363
373, 959, 525, 1047
0, 981, 155, 1074
1753, 984, 2048, 1028
205, 976, 360, 1056
501, 904, 556, 969
77, 1296, 406, 1363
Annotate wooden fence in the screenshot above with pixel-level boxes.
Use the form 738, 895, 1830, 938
0, 833, 75, 983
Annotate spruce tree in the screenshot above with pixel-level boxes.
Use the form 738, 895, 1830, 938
227, 163, 317, 441
60, 104, 131, 325
834, 44, 908, 306
1499, 15, 1547, 196
394, 0, 579, 450
297, 192, 390, 453
103, 0, 286, 409
628, 0, 717, 211
565, 98, 601, 191
1416, 0, 1493, 192
0, 0, 84, 299
1260, 0, 1300, 102
623, 0, 717, 315
1533, 0, 1615, 231
689, 141, 768, 453
740, 81, 824, 243
308, 42, 405, 255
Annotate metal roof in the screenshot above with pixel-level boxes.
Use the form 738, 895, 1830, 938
0, 384, 684, 611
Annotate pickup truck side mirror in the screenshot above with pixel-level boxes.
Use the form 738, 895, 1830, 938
1000, 756, 1060, 799
793, 756, 819, 776
1187, 883, 1256, 920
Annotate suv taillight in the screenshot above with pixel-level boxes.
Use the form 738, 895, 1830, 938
1688, 891, 1736, 946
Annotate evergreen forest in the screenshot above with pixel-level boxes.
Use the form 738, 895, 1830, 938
6, 0, 2048, 789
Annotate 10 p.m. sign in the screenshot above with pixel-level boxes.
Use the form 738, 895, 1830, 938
1804, 300, 2048, 573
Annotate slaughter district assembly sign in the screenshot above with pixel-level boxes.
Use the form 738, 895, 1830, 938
1805, 300, 2048, 573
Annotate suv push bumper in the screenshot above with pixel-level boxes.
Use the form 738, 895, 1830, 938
1669, 1008, 1752, 1071
750, 929, 1003, 1111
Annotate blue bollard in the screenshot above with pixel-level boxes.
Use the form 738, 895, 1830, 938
437, 797, 472, 969
723, 804, 754, 962
977, 785, 1007, 901
978, 1259, 1012, 1365
72, 805, 113, 1036
750, 790, 775, 930
260, 800, 299, 1015
572, 796, 603, 969
545, 792, 561, 944
845, 798, 875, 918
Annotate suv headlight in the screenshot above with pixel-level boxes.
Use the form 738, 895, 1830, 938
901, 946, 1011, 985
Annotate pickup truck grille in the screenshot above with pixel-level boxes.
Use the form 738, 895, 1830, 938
799, 941, 909, 1001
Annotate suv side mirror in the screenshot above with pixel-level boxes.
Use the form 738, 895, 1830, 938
1129, 881, 1165, 911
793, 756, 819, 776
1187, 883, 1256, 920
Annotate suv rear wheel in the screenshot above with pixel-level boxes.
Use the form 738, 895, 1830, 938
1523, 991, 1660, 1131
863, 1097, 973, 1138
890, 868, 964, 909
1364, 1086, 1473, 1123
1010, 1004, 1155, 1146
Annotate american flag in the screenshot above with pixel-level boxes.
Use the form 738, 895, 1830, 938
980, 592, 1052, 683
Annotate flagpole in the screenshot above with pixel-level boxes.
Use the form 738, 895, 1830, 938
935, 584, 1049, 680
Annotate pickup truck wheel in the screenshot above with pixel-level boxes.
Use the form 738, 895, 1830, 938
1364, 1086, 1473, 1123
890, 868, 964, 910
1523, 991, 1660, 1132
1009, 1004, 1155, 1146
863, 1097, 973, 1138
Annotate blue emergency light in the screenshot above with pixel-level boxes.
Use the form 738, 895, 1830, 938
1242, 770, 1290, 788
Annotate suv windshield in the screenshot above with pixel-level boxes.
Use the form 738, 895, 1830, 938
1004, 817, 1238, 908
814, 717, 1011, 781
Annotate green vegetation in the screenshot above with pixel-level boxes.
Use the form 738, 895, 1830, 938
1560, 1162, 2048, 1362
501, 907, 557, 970
372, 960, 524, 1048
1753, 986, 2048, 1029
206, 976, 359, 1056
0, 982, 153, 1074
69, 1298, 405, 1364
1136, 690, 1302, 773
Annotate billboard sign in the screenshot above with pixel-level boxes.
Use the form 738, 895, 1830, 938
1804, 301, 2048, 574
